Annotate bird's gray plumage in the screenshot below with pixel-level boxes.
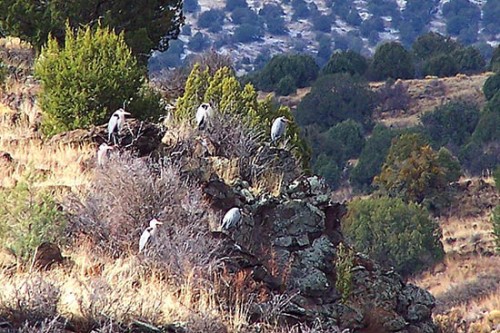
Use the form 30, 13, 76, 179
196, 103, 213, 130
271, 116, 289, 143
139, 218, 163, 253
107, 108, 131, 143
222, 207, 242, 230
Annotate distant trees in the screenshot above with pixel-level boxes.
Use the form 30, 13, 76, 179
184, 0, 200, 13
259, 4, 288, 35
483, 0, 500, 35
342, 196, 445, 277
233, 23, 264, 43
225, 0, 248, 11
443, 0, 480, 43
490, 46, 500, 72
321, 50, 368, 77
35, 25, 162, 136
0, 0, 183, 62
399, 0, 438, 46
188, 32, 211, 52
369, 42, 415, 80
483, 73, 500, 100
198, 9, 225, 33
254, 54, 319, 93
412, 32, 485, 77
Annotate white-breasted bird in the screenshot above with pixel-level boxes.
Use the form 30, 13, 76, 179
271, 116, 291, 144
222, 207, 242, 231
139, 218, 163, 253
196, 103, 214, 130
97, 143, 114, 167
107, 108, 131, 144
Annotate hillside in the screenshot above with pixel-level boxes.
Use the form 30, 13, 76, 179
150, 0, 500, 73
1, 39, 499, 333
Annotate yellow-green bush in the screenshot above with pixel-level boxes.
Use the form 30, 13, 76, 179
0, 176, 66, 261
35, 24, 162, 136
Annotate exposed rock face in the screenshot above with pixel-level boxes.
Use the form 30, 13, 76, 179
204, 175, 438, 332
48, 119, 165, 157
30, 242, 64, 271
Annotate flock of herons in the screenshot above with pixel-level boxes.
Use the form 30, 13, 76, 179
97, 103, 292, 254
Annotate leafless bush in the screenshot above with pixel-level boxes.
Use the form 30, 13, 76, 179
0, 276, 60, 326
67, 151, 221, 280
17, 317, 67, 333
150, 49, 234, 101
189, 49, 234, 76
377, 80, 411, 113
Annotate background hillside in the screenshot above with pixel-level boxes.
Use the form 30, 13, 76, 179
149, 0, 500, 74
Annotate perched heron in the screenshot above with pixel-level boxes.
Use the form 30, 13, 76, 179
271, 117, 291, 144
97, 143, 114, 167
139, 218, 163, 253
222, 207, 243, 231
196, 103, 214, 130
107, 108, 131, 144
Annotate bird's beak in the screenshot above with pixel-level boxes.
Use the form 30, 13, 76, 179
124, 112, 131, 116
156, 221, 163, 225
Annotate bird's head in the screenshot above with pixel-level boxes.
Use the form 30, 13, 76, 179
280, 117, 291, 123
149, 218, 163, 227
200, 103, 210, 110
114, 108, 131, 116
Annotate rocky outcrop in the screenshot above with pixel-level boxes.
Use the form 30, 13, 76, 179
48, 119, 165, 157
204, 175, 438, 332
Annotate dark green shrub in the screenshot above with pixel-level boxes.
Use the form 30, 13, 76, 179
350, 124, 397, 192
276, 75, 296, 96
295, 73, 376, 131
483, 73, 500, 101
233, 23, 263, 43
322, 119, 365, 159
342, 196, 444, 277
255, 54, 319, 91
369, 41, 415, 80
423, 53, 459, 78
452, 46, 485, 74
35, 25, 161, 136
0, 176, 66, 262
198, 9, 225, 32
313, 153, 342, 188
436, 147, 462, 183
490, 46, 500, 72
321, 50, 368, 77
494, 165, 500, 191
483, 0, 500, 35
420, 100, 480, 148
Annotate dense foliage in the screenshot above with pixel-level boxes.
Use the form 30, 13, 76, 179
374, 134, 460, 212
420, 100, 480, 149
342, 196, 445, 276
321, 50, 368, 77
35, 25, 162, 136
253, 54, 319, 93
295, 73, 376, 131
349, 125, 397, 191
369, 42, 415, 80
0, 0, 183, 62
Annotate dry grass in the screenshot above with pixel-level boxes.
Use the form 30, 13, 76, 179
410, 183, 500, 333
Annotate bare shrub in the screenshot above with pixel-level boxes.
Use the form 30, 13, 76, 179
377, 79, 411, 113
150, 50, 234, 100
0, 275, 60, 326
67, 151, 221, 280
18, 317, 67, 333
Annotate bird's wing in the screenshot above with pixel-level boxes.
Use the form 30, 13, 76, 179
139, 230, 150, 253
196, 107, 205, 127
108, 115, 118, 135
271, 119, 281, 140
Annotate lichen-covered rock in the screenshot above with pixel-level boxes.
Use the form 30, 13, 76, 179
204, 173, 439, 332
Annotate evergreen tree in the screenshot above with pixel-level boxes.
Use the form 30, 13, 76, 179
0, 0, 183, 62
370, 42, 414, 80
35, 24, 161, 136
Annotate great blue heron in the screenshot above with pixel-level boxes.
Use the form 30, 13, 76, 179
271, 117, 291, 144
196, 103, 214, 130
97, 143, 114, 167
222, 207, 242, 231
139, 218, 163, 253
107, 108, 131, 144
